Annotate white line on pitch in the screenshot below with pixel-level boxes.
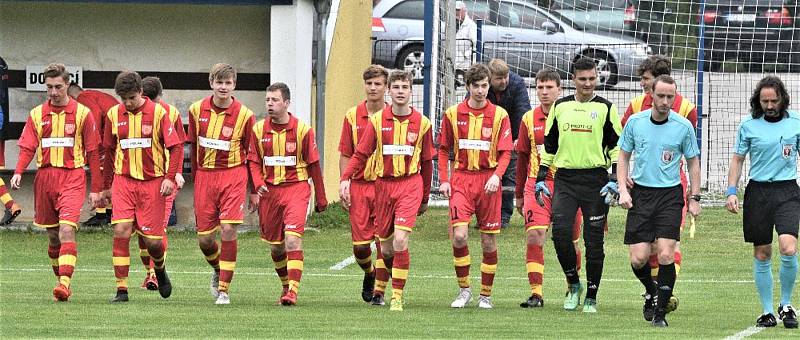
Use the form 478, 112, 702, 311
723, 326, 766, 340
329, 242, 377, 270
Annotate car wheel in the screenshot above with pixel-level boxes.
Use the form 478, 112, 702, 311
580, 51, 617, 88
396, 45, 425, 84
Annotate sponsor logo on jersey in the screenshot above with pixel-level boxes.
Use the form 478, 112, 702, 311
563, 123, 593, 133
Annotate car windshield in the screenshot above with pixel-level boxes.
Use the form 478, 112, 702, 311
550, 0, 628, 10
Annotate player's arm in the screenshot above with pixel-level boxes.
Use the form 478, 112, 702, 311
602, 104, 622, 178
246, 128, 267, 190
187, 106, 199, 176
681, 125, 702, 216
616, 149, 633, 209
160, 113, 184, 195
437, 113, 453, 197
542, 105, 559, 166
11, 114, 40, 188
82, 112, 104, 195
102, 110, 117, 191
514, 120, 533, 201
304, 128, 327, 212
338, 117, 354, 180
485, 116, 512, 194
621, 102, 634, 127
340, 122, 377, 181
726, 124, 749, 213
419, 127, 435, 214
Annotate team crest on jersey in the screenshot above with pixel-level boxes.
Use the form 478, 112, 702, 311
222, 126, 234, 138
286, 141, 297, 153
142, 124, 153, 135
64, 123, 75, 135
591, 111, 598, 120
661, 149, 674, 164
783, 144, 793, 159
482, 127, 493, 138
407, 132, 418, 143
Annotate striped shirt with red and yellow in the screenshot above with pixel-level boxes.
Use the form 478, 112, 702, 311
248, 114, 319, 186
188, 96, 255, 170
437, 100, 513, 182
16, 98, 103, 192
338, 101, 384, 182
515, 105, 557, 198
103, 98, 183, 183
623, 92, 698, 128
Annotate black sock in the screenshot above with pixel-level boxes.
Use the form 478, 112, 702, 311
384, 256, 394, 276
554, 233, 579, 284
656, 263, 676, 314
633, 264, 657, 296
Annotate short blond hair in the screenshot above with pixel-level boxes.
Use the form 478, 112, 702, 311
43, 63, 71, 83
388, 70, 412, 85
209, 63, 237, 82
487, 58, 510, 77
363, 65, 389, 82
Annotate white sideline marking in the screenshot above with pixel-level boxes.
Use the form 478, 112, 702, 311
329, 242, 377, 270
723, 326, 765, 340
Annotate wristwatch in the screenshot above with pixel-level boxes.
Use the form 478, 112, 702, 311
689, 194, 701, 202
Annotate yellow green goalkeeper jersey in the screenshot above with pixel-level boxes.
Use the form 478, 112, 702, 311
542, 94, 622, 169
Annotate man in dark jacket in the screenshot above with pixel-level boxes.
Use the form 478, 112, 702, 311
486, 58, 531, 227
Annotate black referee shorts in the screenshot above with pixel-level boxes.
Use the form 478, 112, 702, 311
743, 180, 800, 246
623, 184, 684, 245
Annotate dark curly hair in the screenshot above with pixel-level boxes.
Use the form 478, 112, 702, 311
750, 76, 790, 119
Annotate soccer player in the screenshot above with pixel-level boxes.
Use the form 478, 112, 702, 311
248, 82, 327, 306
68, 82, 120, 226
10, 63, 103, 301
618, 75, 701, 327
515, 68, 584, 308
540, 57, 622, 312
726, 76, 799, 329
623, 56, 697, 300
340, 70, 434, 311
485, 58, 532, 228
438, 64, 512, 309
188, 63, 255, 305
136, 76, 186, 291
0, 104, 22, 226
103, 71, 183, 302
338, 65, 388, 304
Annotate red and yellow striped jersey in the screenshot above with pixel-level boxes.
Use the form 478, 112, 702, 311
248, 114, 320, 185
188, 96, 255, 169
103, 98, 183, 180
439, 101, 513, 172
517, 106, 556, 180
17, 98, 99, 170
623, 92, 698, 128
158, 99, 187, 166
338, 101, 384, 181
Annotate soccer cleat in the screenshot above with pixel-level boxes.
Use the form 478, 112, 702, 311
520, 294, 544, 308
582, 298, 597, 313
215, 291, 230, 305
361, 273, 375, 303
666, 295, 679, 313
210, 271, 220, 298
652, 314, 668, 327
477, 295, 494, 309
53, 283, 71, 302
141, 274, 158, 291
82, 212, 110, 227
110, 290, 129, 303
642, 294, 655, 321
450, 287, 472, 308
154, 270, 172, 299
0, 203, 21, 226
779, 305, 799, 329
371, 294, 386, 306
563, 282, 583, 310
756, 313, 778, 327
280, 290, 297, 306
389, 297, 403, 311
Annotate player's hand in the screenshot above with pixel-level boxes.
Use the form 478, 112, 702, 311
248, 194, 260, 212
726, 194, 739, 214
484, 174, 501, 194
89, 192, 103, 208
175, 173, 185, 190
600, 181, 620, 206
439, 182, 452, 198
256, 185, 269, 198
688, 199, 701, 217
534, 181, 551, 207
417, 202, 428, 216
618, 191, 633, 209
160, 178, 175, 196
626, 177, 634, 189
341, 198, 350, 212
515, 196, 524, 216
339, 180, 351, 207
315, 201, 328, 213
9, 174, 21, 189
101, 189, 112, 201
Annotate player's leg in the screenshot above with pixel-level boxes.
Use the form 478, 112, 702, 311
259, 188, 290, 299
743, 182, 778, 327
387, 175, 422, 311
521, 178, 549, 307
624, 184, 658, 321
135, 178, 171, 299
50, 169, 84, 301
374, 178, 396, 305
111, 221, 134, 302
449, 172, 474, 308
33, 171, 60, 282
52, 224, 78, 301
390, 229, 410, 311
0, 178, 21, 225
349, 181, 376, 302
216, 167, 248, 302
550, 173, 582, 310
278, 182, 311, 306
476, 172, 501, 309
775, 186, 800, 328
573, 209, 583, 273
194, 169, 222, 298
372, 237, 389, 305
136, 231, 157, 290
652, 237, 677, 327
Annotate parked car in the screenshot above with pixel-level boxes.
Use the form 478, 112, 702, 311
624, 0, 674, 55
699, 0, 799, 71
372, 0, 651, 88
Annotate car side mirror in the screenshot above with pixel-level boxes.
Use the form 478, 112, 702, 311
542, 21, 558, 34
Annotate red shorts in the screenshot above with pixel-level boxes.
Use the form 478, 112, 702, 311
111, 175, 166, 239
349, 180, 377, 245
33, 167, 85, 228
374, 174, 423, 240
449, 170, 501, 233
523, 179, 583, 242
163, 188, 178, 228
194, 166, 247, 235
258, 181, 311, 244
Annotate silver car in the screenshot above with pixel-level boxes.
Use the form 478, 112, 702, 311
372, 0, 652, 87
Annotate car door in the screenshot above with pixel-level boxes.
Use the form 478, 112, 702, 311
493, 1, 567, 76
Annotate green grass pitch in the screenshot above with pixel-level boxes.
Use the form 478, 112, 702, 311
1, 206, 798, 338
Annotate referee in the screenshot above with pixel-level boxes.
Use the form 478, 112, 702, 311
539, 57, 622, 312
726, 75, 799, 329
617, 75, 701, 327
